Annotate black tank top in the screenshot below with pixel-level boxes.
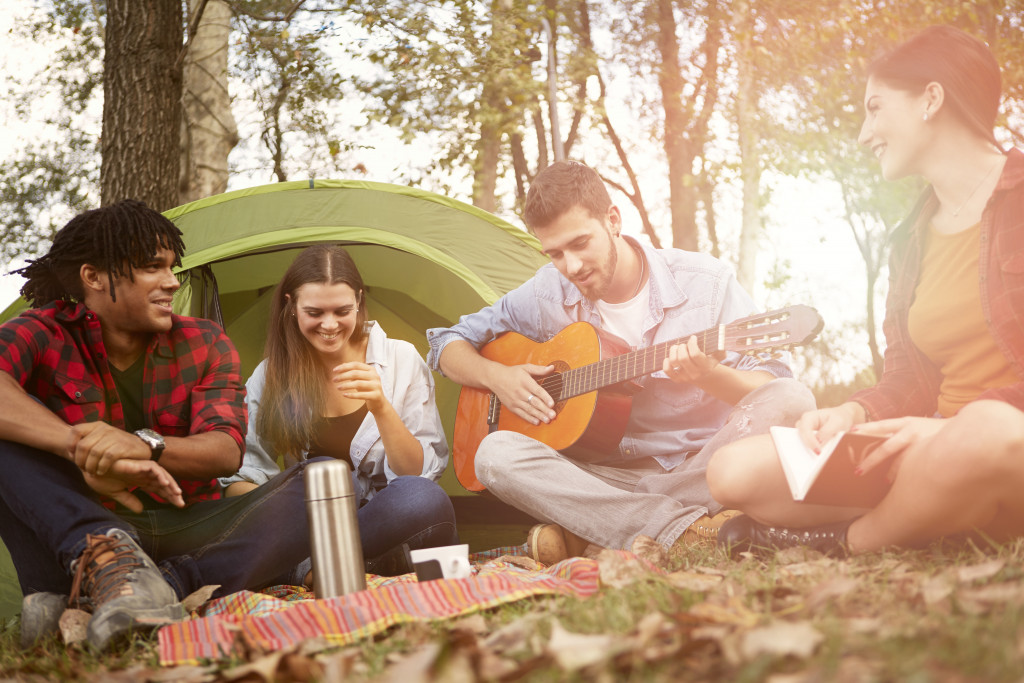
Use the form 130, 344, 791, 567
307, 404, 368, 468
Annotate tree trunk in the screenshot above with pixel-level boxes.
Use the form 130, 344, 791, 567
102, 0, 183, 211
656, 0, 698, 250
179, 0, 238, 205
472, 0, 508, 211
734, 0, 761, 290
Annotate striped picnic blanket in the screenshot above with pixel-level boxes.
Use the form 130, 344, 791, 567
158, 546, 602, 666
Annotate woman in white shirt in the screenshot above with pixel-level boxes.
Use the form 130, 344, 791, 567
221, 245, 456, 575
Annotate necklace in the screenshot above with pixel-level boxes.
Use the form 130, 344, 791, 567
951, 159, 1001, 217
629, 245, 646, 299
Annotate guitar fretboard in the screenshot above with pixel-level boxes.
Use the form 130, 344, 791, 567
543, 325, 725, 401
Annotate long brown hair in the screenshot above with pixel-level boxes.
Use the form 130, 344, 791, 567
869, 26, 1001, 147
255, 245, 368, 458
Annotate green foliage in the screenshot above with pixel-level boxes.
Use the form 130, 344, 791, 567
1, 2, 103, 266
231, 0, 352, 182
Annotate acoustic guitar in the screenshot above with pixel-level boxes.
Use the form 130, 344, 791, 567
452, 305, 823, 491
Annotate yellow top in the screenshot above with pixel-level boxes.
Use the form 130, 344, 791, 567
907, 223, 1018, 417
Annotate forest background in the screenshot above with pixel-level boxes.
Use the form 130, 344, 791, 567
1, 0, 1022, 404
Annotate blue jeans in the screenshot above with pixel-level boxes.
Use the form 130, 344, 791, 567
359, 475, 458, 560
0, 439, 316, 600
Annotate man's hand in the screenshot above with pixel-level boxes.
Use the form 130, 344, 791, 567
489, 363, 556, 426
68, 422, 151, 476
664, 336, 719, 384
83, 458, 184, 512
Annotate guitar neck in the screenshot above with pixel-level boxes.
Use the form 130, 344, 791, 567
558, 325, 725, 400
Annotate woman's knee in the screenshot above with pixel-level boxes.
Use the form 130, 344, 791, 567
935, 401, 1024, 480
706, 434, 777, 508
389, 476, 455, 525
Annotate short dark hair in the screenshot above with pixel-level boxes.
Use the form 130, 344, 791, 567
15, 199, 185, 307
523, 161, 612, 230
868, 25, 1001, 145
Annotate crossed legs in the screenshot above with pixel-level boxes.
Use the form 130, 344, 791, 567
707, 400, 1024, 552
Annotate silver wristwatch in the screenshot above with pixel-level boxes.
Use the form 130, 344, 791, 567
134, 428, 166, 463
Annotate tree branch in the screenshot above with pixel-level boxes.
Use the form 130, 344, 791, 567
177, 0, 211, 69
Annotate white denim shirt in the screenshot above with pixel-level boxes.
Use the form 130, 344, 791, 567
426, 238, 792, 470
221, 321, 449, 502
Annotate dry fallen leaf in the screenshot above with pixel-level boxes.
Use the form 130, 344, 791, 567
381, 642, 442, 683
804, 577, 859, 611
491, 554, 543, 571
546, 620, 620, 671
221, 649, 287, 682
182, 584, 221, 614
739, 620, 823, 662
957, 582, 1024, 614
148, 664, 219, 682
689, 597, 760, 628
956, 559, 1005, 584
667, 570, 723, 593
482, 612, 546, 655
59, 608, 90, 646
630, 535, 669, 569
774, 546, 825, 565
778, 558, 838, 578
451, 613, 489, 636
596, 548, 657, 588
318, 648, 361, 681
920, 573, 955, 608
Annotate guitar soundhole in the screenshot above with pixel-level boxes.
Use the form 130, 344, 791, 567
548, 360, 570, 414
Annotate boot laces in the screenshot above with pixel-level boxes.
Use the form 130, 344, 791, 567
69, 533, 144, 611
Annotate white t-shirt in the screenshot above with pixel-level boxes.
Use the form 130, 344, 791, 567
594, 286, 650, 348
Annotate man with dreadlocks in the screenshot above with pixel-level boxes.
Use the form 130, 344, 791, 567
0, 200, 313, 650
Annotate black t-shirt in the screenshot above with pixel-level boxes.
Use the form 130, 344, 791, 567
307, 404, 367, 469
109, 354, 146, 432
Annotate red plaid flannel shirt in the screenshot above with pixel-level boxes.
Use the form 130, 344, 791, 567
852, 148, 1024, 419
0, 301, 247, 505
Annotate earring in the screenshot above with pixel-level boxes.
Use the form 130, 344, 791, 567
923, 112, 930, 121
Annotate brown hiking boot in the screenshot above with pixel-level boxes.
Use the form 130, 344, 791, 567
69, 529, 186, 651
527, 524, 593, 565
679, 510, 742, 545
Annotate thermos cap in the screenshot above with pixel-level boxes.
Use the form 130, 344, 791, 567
305, 459, 356, 502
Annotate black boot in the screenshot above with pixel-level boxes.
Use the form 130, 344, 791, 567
717, 514, 852, 558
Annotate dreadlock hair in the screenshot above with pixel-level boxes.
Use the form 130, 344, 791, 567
15, 199, 185, 307
256, 245, 368, 460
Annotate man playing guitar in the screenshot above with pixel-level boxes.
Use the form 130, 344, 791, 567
426, 161, 815, 562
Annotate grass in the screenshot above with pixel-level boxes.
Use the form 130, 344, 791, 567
4, 535, 1024, 681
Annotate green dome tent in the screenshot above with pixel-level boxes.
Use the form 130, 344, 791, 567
0, 179, 548, 618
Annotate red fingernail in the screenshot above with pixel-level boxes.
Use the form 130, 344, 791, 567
854, 467, 863, 476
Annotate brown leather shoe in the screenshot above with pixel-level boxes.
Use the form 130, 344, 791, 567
679, 510, 742, 545
526, 524, 591, 565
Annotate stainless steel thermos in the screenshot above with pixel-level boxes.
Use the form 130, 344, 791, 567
304, 460, 366, 598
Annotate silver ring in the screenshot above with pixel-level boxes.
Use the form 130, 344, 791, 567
672, 365, 682, 372
527, 394, 534, 404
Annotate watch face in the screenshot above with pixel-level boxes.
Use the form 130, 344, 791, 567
135, 429, 165, 453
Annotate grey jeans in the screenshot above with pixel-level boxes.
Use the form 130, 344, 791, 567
475, 378, 815, 550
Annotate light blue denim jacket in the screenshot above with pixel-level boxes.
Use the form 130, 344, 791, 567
426, 238, 792, 470
221, 321, 449, 502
